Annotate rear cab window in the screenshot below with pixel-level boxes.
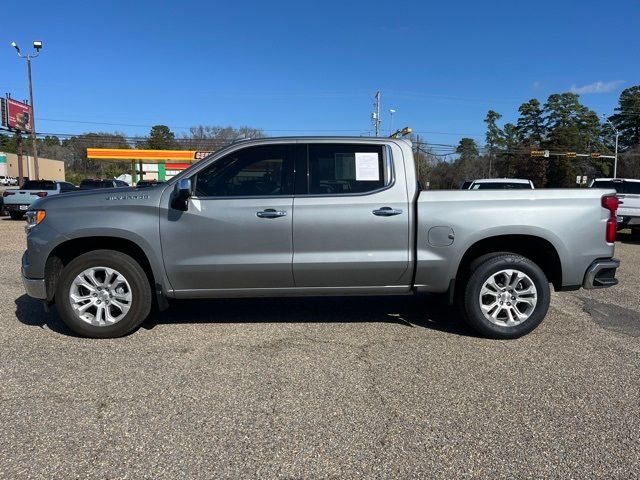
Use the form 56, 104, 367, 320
592, 180, 628, 194
471, 182, 530, 190
22, 180, 57, 190
623, 181, 640, 195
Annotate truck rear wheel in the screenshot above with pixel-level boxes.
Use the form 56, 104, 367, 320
55, 250, 152, 338
462, 253, 550, 339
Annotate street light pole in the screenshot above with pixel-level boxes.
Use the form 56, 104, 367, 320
613, 130, 620, 179
389, 109, 396, 136
603, 115, 620, 179
11, 41, 42, 180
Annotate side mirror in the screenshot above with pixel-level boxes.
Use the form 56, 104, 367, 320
172, 178, 192, 211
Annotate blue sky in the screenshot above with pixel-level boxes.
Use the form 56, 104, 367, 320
2, 0, 638, 147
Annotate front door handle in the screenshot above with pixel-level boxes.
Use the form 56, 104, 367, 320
257, 209, 287, 218
372, 207, 403, 217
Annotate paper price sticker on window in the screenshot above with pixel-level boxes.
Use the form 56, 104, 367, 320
355, 152, 380, 181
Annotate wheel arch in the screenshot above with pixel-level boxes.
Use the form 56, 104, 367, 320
455, 234, 563, 292
45, 236, 160, 303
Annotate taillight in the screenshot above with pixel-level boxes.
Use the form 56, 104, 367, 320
602, 195, 619, 243
2, 191, 15, 197
30, 192, 48, 197
602, 195, 619, 213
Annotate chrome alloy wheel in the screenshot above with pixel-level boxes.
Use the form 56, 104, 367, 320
478, 269, 538, 327
69, 267, 132, 326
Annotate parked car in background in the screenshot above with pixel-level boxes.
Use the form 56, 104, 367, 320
0, 176, 17, 186
136, 180, 164, 188
79, 179, 129, 190
460, 180, 473, 189
589, 178, 640, 231
3, 180, 77, 220
468, 178, 535, 190
22, 137, 620, 339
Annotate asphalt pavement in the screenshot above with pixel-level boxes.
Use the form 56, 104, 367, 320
0, 217, 638, 479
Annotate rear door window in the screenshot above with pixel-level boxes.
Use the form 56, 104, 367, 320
305, 144, 387, 195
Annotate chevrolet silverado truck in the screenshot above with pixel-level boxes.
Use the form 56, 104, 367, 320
21, 137, 620, 339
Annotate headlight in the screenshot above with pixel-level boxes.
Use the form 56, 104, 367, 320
25, 210, 46, 233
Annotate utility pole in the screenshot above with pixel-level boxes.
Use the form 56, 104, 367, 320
371, 91, 381, 136
26, 58, 39, 179
11, 41, 42, 180
16, 131, 24, 187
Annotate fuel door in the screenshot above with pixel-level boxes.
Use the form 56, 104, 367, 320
428, 226, 455, 247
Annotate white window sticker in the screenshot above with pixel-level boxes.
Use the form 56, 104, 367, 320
355, 152, 380, 181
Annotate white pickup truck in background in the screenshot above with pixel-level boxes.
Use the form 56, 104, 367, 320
3, 180, 77, 220
590, 178, 640, 232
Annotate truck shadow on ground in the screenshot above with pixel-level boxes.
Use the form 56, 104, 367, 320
15, 294, 476, 338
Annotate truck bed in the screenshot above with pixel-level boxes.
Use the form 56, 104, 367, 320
414, 188, 616, 292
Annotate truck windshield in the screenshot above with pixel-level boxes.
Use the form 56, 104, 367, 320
22, 180, 57, 190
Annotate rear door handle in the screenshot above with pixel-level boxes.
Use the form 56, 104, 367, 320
372, 207, 403, 217
256, 208, 287, 218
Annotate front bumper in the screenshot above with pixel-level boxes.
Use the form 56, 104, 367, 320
22, 273, 47, 299
583, 258, 620, 289
5, 204, 30, 212
21, 251, 47, 299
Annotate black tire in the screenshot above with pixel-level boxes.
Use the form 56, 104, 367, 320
55, 249, 152, 338
462, 253, 550, 339
9, 211, 24, 220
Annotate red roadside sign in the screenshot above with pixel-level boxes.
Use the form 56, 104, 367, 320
2, 98, 33, 132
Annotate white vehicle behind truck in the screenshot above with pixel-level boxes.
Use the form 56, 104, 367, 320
590, 178, 640, 231
3, 180, 77, 220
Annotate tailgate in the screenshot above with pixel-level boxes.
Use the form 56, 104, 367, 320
617, 194, 640, 217
3, 190, 37, 207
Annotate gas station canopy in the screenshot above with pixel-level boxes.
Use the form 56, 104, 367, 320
86, 149, 216, 183
86, 149, 214, 162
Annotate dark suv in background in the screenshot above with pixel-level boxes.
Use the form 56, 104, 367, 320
79, 179, 129, 190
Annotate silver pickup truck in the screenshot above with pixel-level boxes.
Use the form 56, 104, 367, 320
21, 137, 620, 339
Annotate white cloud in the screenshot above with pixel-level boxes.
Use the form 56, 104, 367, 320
570, 80, 624, 94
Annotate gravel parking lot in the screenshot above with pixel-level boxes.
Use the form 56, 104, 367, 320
1, 218, 638, 478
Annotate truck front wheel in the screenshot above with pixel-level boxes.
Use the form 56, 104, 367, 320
462, 253, 550, 339
55, 250, 152, 338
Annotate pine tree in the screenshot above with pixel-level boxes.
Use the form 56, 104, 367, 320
516, 99, 544, 145
609, 85, 640, 149
484, 110, 504, 176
